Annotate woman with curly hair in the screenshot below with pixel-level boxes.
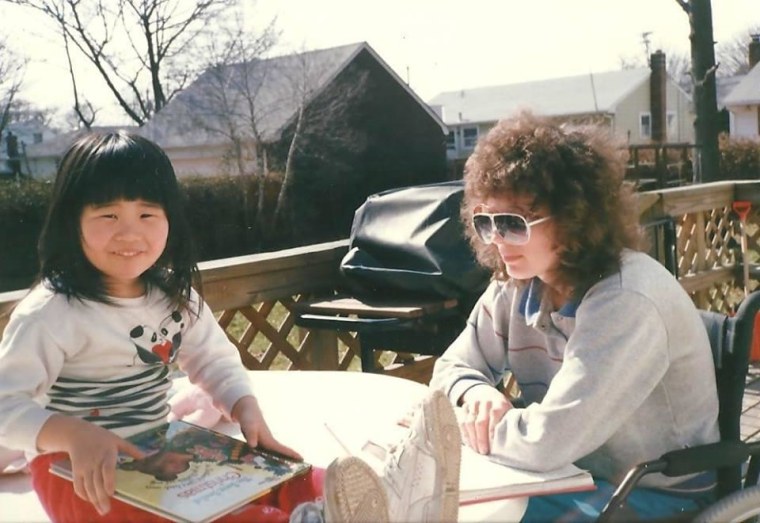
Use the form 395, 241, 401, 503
430, 111, 719, 520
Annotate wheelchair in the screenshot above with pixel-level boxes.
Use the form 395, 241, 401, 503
598, 290, 760, 521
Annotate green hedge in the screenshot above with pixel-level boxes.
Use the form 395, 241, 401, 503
0, 174, 322, 293
0, 180, 52, 292
720, 134, 760, 180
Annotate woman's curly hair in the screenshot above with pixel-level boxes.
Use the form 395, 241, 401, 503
461, 111, 644, 293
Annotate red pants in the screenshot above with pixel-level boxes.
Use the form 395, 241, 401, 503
31, 453, 325, 523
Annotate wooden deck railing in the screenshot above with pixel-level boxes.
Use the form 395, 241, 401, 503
1, 181, 760, 379
639, 180, 760, 312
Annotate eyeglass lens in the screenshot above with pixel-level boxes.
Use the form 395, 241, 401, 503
472, 214, 530, 245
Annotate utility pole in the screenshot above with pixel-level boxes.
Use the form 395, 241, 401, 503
642, 32, 653, 64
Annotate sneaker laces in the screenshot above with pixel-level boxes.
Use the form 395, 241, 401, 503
383, 426, 413, 475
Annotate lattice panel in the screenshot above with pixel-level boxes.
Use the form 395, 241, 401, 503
676, 207, 736, 278
745, 207, 760, 276
336, 331, 361, 370
215, 294, 362, 371
676, 204, 760, 314
690, 278, 742, 314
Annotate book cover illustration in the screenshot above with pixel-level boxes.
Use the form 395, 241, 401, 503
52, 420, 310, 523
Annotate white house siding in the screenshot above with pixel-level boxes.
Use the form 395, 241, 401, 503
667, 81, 694, 143
162, 142, 262, 178
613, 81, 650, 145
730, 108, 760, 139
613, 80, 694, 145
25, 156, 58, 179
446, 122, 492, 161
164, 144, 228, 177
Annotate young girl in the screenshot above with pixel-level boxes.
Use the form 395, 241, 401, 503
429, 111, 720, 520
0, 132, 322, 522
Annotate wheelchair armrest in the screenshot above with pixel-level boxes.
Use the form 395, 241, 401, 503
598, 441, 750, 522
660, 441, 749, 476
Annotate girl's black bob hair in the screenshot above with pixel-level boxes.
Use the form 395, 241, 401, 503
37, 131, 199, 312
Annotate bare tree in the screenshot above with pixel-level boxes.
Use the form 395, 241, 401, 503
183, 37, 368, 246
619, 47, 691, 85
716, 24, 760, 77
274, 50, 369, 232
60, 25, 96, 129
0, 36, 27, 140
6, 0, 236, 126
675, 0, 721, 182
180, 15, 278, 246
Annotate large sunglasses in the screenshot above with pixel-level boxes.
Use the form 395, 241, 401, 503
472, 212, 551, 245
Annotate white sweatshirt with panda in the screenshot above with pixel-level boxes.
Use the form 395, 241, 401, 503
0, 283, 253, 455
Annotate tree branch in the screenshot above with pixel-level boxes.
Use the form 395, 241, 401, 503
694, 63, 719, 86
674, 0, 690, 14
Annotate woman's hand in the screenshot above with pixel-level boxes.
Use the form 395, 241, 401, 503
460, 385, 512, 455
37, 414, 144, 515
231, 395, 303, 461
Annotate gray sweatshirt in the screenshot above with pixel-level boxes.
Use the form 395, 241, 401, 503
430, 249, 719, 488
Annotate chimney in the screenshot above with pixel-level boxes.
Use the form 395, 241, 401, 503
650, 50, 667, 143
750, 34, 760, 69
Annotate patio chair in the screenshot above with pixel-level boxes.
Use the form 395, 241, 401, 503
598, 290, 760, 522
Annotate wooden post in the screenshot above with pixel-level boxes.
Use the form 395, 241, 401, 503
301, 327, 339, 370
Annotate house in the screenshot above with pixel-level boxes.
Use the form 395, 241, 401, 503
429, 51, 695, 167
723, 35, 760, 139
23, 126, 137, 179
139, 41, 448, 243
0, 110, 57, 178
139, 42, 447, 185
716, 75, 744, 133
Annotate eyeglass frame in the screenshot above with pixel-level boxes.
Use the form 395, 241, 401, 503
471, 211, 552, 245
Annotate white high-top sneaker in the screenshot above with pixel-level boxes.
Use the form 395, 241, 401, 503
381, 389, 461, 522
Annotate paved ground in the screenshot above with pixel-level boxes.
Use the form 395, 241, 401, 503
742, 363, 760, 442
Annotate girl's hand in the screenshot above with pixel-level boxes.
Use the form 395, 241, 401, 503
37, 415, 144, 515
231, 395, 303, 461
460, 385, 512, 455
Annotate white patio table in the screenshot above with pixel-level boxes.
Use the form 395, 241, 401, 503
0, 370, 528, 522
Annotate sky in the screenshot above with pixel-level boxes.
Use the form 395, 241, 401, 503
3, 0, 759, 126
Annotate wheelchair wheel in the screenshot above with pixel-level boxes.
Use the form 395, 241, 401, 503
694, 484, 760, 523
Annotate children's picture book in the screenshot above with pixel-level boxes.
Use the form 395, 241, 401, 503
326, 415, 595, 506
50, 420, 311, 523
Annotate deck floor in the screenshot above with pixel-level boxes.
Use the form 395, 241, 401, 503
742, 364, 760, 442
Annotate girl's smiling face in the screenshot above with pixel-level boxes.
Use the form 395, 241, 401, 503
79, 199, 169, 298
477, 193, 561, 285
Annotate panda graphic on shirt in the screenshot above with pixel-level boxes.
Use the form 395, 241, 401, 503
129, 311, 185, 365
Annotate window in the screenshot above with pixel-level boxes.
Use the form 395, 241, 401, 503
446, 130, 456, 151
462, 127, 478, 148
33, 132, 43, 144
666, 111, 677, 139
639, 113, 652, 139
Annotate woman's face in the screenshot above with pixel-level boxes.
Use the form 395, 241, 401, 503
476, 193, 561, 284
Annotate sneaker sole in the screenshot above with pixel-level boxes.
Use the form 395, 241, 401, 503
424, 390, 462, 523
324, 456, 390, 523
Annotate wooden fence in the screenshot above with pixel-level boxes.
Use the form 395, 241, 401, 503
2, 181, 760, 381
